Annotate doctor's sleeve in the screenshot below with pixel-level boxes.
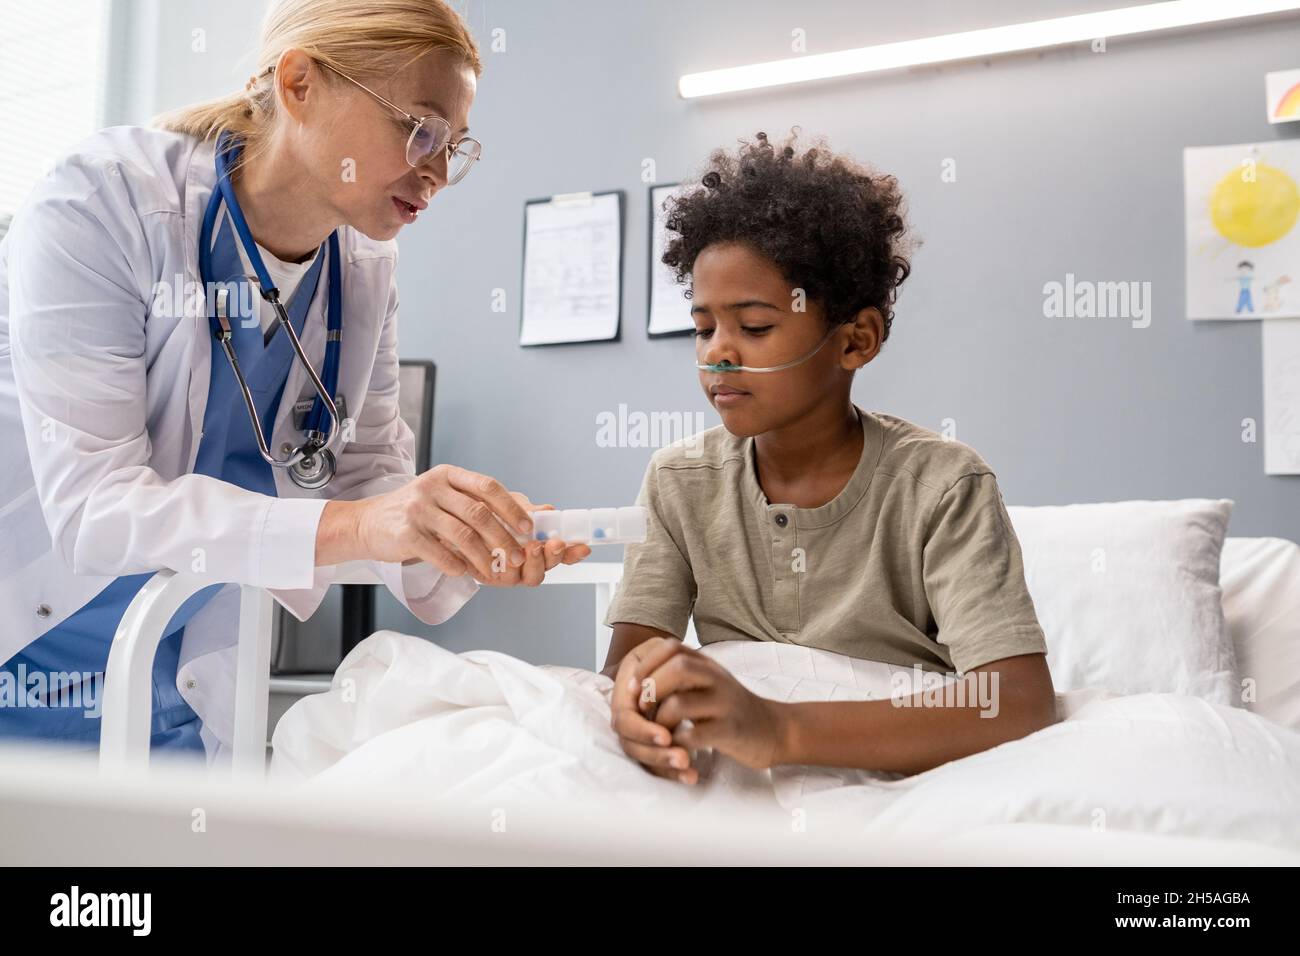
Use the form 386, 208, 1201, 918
7, 161, 326, 591
921, 472, 1048, 675
601, 456, 697, 639
289, 245, 477, 625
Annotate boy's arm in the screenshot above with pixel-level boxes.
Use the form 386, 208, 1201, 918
601, 622, 677, 678
771, 652, 1058, 775
761, 470, 1058, 774
632, 646, 1056, 779
600, 453, 695, 677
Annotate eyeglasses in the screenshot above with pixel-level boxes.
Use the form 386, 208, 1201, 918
307, 62, 481, 184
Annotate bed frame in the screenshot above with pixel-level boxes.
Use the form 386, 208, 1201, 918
98, 560, 634, 775
10, 740, 1298, 864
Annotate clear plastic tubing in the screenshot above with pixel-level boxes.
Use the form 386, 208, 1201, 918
516, 506, 647, 545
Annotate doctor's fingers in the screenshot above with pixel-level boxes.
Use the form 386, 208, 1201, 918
517, 541, 547, 586
431, 464, 534, 537
537, 539, 590, 572
465, 541, 541, 587
435, 485, 530, 564
426, 489, 528, 574
407, 533, 470, 578
416, 508, 502, 579
557, 542, 592, 566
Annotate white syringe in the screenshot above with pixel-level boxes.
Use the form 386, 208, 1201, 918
516, 506, 646, 546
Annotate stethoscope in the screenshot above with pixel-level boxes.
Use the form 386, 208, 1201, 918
198, 130, 343, 489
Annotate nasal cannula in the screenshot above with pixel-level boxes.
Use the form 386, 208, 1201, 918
696, 322, 841, 374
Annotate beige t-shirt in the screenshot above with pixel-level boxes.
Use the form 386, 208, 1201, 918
603, 405, 1049, 675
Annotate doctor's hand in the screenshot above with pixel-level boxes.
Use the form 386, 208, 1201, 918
344, 464, 558, 580
467, 499, 592, 588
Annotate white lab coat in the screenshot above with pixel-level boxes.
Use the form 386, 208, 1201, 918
0, 125, 479, 760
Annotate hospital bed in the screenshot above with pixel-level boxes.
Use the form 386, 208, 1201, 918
13, 531, 1298, 866
99, 533, 1299, 775
6, 739, 1298, 865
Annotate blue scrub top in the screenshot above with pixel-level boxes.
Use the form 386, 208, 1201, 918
0, 213, 327, 756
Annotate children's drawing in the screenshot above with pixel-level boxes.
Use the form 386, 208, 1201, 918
1184, 142, 1300, 319
1266, 68, 1300, 125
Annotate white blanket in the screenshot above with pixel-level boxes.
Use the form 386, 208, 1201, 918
270, 633, 1300, 850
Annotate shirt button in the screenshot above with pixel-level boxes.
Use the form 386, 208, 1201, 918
774, 513, 788, 528
35, 604, 51, 618
185, 679, 198, 690
280, 442, 293, 455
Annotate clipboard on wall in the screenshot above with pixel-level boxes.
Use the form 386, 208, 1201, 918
646, 181, 695, 338
519, 189, 625, 347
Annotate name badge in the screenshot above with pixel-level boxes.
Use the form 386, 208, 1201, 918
293, 393, 347, 430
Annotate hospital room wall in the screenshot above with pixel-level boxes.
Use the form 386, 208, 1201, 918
109, 0, 1300, 668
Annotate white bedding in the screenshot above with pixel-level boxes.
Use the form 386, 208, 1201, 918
271, 633, 1300, 852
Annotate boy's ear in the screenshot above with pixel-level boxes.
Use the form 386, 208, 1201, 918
842, 307, 883, 370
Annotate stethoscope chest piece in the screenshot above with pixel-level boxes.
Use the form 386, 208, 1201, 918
288, 445, 336, 490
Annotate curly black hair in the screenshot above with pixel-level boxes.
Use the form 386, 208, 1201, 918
662, 129, 917, 342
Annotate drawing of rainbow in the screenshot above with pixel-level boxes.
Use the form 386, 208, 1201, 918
1274, 81, 1300, 120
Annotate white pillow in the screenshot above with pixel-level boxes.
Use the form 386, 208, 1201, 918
1004, 499, 1237, 706
1220, 536, 1300, 731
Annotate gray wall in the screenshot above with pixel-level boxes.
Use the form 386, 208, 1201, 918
110, 0, 1300, 668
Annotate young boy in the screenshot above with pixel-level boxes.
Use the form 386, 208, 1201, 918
603, 131, 1057, 784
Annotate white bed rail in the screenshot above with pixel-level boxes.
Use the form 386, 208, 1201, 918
99, 560, 631, 776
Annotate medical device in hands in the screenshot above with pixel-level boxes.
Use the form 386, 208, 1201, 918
517, 506, 647, 545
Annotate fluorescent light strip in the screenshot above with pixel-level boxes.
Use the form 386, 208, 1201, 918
678, 0, 1300, 98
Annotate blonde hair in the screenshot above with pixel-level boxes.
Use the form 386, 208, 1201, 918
152, 0, 481, 174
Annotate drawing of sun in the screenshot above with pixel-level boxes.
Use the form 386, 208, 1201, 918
1209, 161, 1300, 248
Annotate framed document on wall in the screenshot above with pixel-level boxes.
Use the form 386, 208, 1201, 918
647, 182, 694, 337
519, 189, 624, 346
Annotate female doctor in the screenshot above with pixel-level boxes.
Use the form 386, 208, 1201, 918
0, 0, 589, 758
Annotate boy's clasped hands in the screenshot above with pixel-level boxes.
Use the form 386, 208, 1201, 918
608, 636, 787, 784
